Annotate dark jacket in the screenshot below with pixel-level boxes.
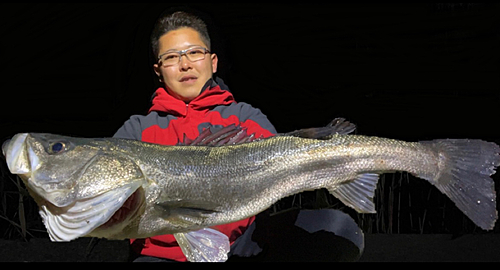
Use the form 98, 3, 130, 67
113, 79, 276, 261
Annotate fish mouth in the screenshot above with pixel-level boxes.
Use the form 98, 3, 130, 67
97, 187, 144, 230
40, 182, 142, 242
3, 133, 31, 176
2, 139, 10, 158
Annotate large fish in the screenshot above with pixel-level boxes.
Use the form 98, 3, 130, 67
2, 118, 499, 261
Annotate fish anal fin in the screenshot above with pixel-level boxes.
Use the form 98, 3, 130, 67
329, 173, 379, 213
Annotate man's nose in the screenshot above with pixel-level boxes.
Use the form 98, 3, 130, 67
179, 55, 192, 70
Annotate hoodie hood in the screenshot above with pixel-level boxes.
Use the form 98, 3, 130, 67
149, 79, 235, 117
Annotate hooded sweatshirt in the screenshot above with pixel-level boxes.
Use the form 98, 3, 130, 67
113, 78, 276, 261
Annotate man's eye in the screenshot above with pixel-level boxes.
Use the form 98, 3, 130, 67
163, 54, 179, 61
188, 50, 203, 55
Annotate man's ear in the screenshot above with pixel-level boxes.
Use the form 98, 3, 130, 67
211, 53, 218, 74
153, 63, 163, 82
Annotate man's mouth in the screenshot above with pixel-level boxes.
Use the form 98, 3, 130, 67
179, 75, 198, 83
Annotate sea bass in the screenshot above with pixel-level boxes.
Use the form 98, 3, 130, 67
2, 119, 499, 257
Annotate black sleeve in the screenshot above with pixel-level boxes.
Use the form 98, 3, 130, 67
113, 115, 143, 140
237, 102, 277, 135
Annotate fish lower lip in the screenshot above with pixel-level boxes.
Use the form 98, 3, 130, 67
2, 139, 10, 157
4, 133, 31, 175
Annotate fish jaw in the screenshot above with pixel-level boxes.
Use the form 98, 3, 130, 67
40, 182, 142, 242
3, 133, 32, 176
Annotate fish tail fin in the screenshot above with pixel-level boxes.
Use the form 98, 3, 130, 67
419, 139, 500, 230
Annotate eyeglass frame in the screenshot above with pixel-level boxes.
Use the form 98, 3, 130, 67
157, 46, 211, 67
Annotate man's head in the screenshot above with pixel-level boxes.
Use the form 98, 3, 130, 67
151, 11, 218, 102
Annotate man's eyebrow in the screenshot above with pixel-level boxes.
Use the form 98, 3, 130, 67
160, 45, 205, 54
162, 48, 179, 54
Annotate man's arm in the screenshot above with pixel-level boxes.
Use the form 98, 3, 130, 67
113, 115, 143, 140
235, 102, 277, 137
210, 101, 277, 139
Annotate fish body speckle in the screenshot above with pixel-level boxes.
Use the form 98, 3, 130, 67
2, 120, 499, 243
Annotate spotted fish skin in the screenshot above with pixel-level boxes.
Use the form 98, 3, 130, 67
2, 119, 499, 242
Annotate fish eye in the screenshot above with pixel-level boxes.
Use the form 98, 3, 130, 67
49, 142, 66, 154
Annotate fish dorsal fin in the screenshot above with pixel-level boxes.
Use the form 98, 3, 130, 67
328, 173, 379, 213
177, 124, 262, 146
283, 117, 356, 139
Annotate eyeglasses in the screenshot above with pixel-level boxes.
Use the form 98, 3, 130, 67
158, 46, 211, 67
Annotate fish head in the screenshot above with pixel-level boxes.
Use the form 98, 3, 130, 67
3, 133, 145, 241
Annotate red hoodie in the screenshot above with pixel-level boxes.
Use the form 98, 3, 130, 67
113, 79, 276, 261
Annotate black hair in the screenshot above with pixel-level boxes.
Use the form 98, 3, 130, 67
150, 10, 211, 58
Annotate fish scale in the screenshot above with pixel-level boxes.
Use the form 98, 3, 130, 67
103, 134, 484, 237
2, 119, 499, 244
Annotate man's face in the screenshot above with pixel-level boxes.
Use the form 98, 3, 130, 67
154, 27, 218, 102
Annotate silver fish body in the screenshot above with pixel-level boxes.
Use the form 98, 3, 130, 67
2, 124, 499, 242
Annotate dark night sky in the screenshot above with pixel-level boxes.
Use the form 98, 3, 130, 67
1, 3, 499, 142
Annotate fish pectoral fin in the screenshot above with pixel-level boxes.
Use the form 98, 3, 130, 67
328, 173, 379, 213
174, 228, 230, 262
155, 200, 220, 219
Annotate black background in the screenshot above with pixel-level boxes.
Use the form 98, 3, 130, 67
0, 3, 500, 261
1, 3, 498, 141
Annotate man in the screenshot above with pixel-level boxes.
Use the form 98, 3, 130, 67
114, 9, 363, 262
